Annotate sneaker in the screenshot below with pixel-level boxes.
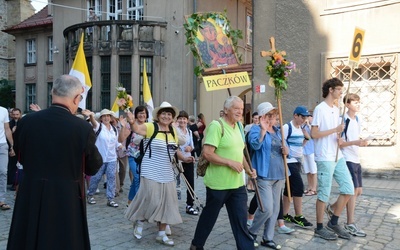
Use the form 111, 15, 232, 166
87, 196, 96, 204
277, 225, 295, 234
344, 223, 366, 237
249, 233, 258, 248
260, 239, 281, 249
327, 221, 351, 239
293, 215, 313, 228
95, 188, 100, 194
156, 234, 174, 246
283, 214, 295, 223
325, 203, 334, 220
133, 221, 143, 239
107, 200, 119, 207
314, 227, 338, 240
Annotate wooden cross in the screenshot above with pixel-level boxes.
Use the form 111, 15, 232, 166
260, 37, 286, 57
259, 36, 292, 201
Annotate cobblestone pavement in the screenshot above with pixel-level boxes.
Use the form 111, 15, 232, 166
1, 173, 400, 250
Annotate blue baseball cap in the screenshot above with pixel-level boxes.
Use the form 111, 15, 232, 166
293, 106, 311, 116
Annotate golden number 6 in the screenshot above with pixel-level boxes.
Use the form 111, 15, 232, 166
352, 33, 363, 58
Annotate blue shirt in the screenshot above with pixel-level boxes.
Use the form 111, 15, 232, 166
248, 125, 285, 180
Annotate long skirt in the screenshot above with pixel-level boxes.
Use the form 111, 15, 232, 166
125, 177, 183, 225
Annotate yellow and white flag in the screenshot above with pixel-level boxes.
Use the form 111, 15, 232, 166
69, 34, 91, 110
143, 60, 154, 121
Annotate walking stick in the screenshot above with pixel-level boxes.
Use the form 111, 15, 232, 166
244, 145, 264, 212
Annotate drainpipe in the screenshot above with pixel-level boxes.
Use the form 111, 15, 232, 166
193, 0, 197, 116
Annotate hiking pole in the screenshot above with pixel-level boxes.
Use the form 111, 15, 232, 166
244, 144, 264, 212
180, 172, 204, 210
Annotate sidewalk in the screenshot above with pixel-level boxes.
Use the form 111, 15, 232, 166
1, 173, 400, 249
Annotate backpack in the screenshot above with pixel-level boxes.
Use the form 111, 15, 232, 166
134, 122, 176, 173
342, 115, 359, 141
196, 119, 224, 177
95, 122, 117, 137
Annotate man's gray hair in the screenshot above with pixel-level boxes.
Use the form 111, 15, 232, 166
189, 115, 196, 122
52, 75, 82, 98
223, 96, 242, 109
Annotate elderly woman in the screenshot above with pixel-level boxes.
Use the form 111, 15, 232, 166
247, 102, 288, 249
84, 109, 123, 208
125, 102, 194, 246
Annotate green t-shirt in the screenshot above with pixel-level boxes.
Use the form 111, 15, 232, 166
203, 118, 245, 190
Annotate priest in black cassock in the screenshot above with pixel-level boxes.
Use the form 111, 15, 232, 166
7, 75, 103, 250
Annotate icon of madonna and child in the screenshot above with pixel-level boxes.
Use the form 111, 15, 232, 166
194, 18, 239, 70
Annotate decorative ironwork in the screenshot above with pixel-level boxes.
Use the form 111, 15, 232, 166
328, 54, 397, 146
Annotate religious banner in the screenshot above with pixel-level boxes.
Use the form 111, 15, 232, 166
202, 71, 250, 91
184, 12, 242, 76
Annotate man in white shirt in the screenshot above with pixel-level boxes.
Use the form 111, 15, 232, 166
0, 106, 15, 210
311, 78, 354, 240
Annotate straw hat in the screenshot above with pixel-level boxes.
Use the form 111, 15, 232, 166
99, 109, 114, 118
152, 101, 179, 121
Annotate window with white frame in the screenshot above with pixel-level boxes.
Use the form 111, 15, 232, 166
127, 0, 144, 20
48, 36, 53, 62
107, 0, 123, 20
246, 14, 252, 47
26, 39, 36, 64
87, 0, 102, 19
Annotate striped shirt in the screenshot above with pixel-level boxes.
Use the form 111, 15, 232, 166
140, 123, 178, 183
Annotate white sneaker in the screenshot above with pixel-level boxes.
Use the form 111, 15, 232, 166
95, 188, 100, 194
133, 221, 143, 239
344, 223, 366, 237
277, 225, 295, 234
156, 234, 174, 246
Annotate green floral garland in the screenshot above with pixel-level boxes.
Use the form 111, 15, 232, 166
184, 11, 243, 76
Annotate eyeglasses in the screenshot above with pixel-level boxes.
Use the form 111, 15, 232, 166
75, 94, 83, 102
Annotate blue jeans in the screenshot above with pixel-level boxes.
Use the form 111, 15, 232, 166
0, 143, 8, 203
88, 161, 117, 201
128, 157, 140, 201
191, 185, 254, 250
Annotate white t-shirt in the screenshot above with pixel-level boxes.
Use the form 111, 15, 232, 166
311, 101, 343, 161
340, 113, 361, 163
94, 123, 119, 163
283, 121, 304, 159
0, 107, 10, 144
244, 124, 254, 134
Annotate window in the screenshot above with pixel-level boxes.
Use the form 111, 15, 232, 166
328, 54, 397, 146
119, 56, 132, 93
47, 82, 52, 107
48, 37, 53, 62
107, 0, 122, 20
25, 84, 36, 112
127, 0, 144, 20
26, 39, 36, 64
139, 57, 152, 105
246, 14, 252, 47
87, 0, 102, 19
101, 56, 111, 109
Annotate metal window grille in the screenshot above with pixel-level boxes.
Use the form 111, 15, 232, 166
327, 54, 397, 146
119, 56, 132, 93
47, 83, 52, 108
101, 56, 111, 109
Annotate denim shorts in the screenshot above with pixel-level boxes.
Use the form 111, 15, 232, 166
316, 158, 354, 203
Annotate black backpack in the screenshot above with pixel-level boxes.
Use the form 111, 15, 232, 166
95, 122, 117, 137
134, 122, 176, 173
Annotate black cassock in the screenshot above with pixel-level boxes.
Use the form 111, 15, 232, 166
8, 104, 102, 250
